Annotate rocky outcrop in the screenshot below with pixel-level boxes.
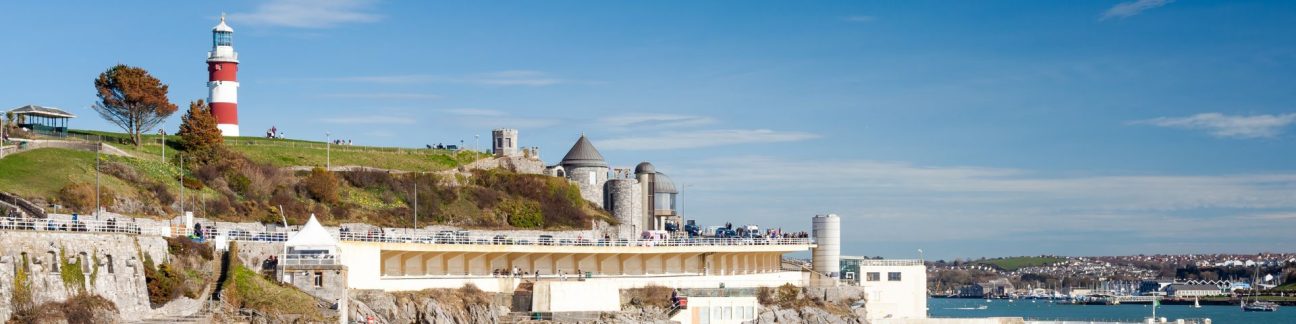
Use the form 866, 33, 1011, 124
349, 289, 507, 324
750, 305, 867, 324
749, 286, 868, 324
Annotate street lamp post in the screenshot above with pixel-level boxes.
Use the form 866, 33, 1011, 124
474, 134, 479, 161
159, 127, 166, 163
325, 132, 332, 170
95, 135, 101, 220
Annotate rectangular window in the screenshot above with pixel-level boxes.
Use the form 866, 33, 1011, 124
505, 138, 512, 147
888, 272, 902, 281
314, 272, 324, 287
866, 272, 880, 281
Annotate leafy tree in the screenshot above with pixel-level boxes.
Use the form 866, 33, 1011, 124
177, 99, 224, 163
303, 167, 340, 204
92, 64, 178, 146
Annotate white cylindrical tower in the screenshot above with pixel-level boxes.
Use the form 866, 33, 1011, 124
207, 14, 240, 137
812, 214, 841, 277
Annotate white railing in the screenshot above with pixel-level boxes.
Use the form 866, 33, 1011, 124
0, 217, 166, 236
2, 216, 814, 248
334, 229, 814, 247
856, 259, 924, 267
279, 254, 338, 266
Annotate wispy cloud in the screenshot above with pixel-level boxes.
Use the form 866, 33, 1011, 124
230, 0, 383, 29
442, 108, 508, 117
843, 15, 876, 23
597, 114, 716, 129
1129, 112, 1296, 138
672, 156, 1296, 256
600, 129, 819, 150
1101, 0, 1174, 21
320, 93, 441, 100
317, 115, 416, 125
306, 70, 574, 87
439, 108, 559, 128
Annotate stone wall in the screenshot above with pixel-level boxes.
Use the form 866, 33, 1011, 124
0, 231, 168, 322
567, 166, 608, 209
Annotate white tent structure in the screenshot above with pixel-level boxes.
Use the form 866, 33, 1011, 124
285, 214, 338, 255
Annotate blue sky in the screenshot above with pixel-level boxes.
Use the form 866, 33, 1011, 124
4, 0, 1296, 260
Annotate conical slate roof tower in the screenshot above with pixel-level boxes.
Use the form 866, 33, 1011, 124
560, 134, 607, 168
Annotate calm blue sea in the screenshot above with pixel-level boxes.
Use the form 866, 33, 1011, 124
928, 298, 1295, 324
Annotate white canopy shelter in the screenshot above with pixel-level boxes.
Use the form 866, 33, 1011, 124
285, 214, 338, 254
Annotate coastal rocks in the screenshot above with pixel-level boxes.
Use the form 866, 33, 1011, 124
348, 289, 506, 324
750, 306, 863, 324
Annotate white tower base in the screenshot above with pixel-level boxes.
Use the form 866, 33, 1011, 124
217, 124, 240, 137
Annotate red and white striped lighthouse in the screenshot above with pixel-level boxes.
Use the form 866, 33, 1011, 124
207, 14, 240, 137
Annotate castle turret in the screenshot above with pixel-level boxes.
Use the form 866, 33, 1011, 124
492, 128, 519, 157
207, 14, 240, 137
560, 135, 609, 208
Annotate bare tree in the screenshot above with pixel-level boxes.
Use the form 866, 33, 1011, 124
92, 64, 178, 146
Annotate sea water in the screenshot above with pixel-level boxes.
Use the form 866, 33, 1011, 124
928, 298, 1295, 324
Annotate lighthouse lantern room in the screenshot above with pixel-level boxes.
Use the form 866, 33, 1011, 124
207, 14, 240, 137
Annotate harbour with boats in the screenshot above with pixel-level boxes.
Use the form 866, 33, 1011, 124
930, 297, 1290, 323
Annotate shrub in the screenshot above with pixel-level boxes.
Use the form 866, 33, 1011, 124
777, 283, 800, 305
9, 294, 119, 324
58, 182, 112, 214
757, 286, 775, 305
625, 285, 674, 309
500, 198, 543, 228
166, 236, 214, 260
303, 167, 339, 204
341, 169, 394, 189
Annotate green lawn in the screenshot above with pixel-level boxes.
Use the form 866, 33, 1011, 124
69, 129, 480, 172
975, 256, 1067, 271
0, 148, 137, 202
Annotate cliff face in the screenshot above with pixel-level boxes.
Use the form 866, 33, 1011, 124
0, 231, 168, 322
348, 289, 507, 324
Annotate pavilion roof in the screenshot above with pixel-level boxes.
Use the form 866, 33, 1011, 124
8, 105, 77, 118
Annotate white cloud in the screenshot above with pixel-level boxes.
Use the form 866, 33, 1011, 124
321, 93, 441, 100
844, 15, 875, 23
462, 70, 565, 86
309, 70, 572, 86
1101, 0, 1174, 21
442, 108, 507, 117
230, 0, 383, 29
317, 115, 415, 125
1130, 112, 1296, 138
439, 108, 559, 128
597, 114, 716, 129
600, 129, 819, 150
671, 156, 1296, 256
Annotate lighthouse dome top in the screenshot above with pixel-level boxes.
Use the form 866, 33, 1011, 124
213, 14, 233, 32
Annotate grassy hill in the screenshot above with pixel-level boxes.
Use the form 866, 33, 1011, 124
975, 256, 1067, 271
69, 129, 477, 171
1, 130, 611, 229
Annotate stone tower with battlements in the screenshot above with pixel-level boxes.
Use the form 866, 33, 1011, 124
492, 128, 519, 157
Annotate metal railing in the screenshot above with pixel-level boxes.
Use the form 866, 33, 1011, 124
855, 259, 924, 267
0, 217, 165, 236
335, 229, 814, 247
3, 216, 813, 248
279, 253, 338, 266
